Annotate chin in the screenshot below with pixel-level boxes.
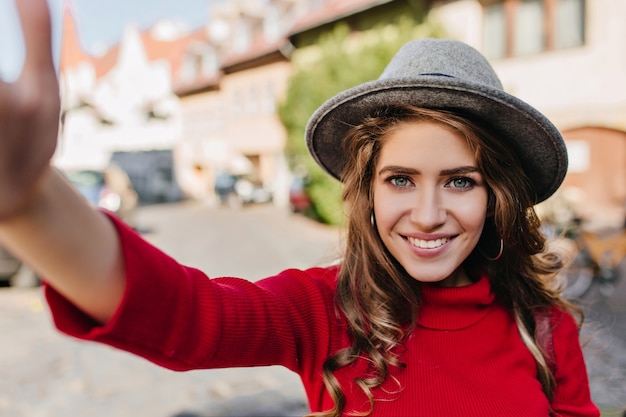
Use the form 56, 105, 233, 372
402, 262, 466, 286
404, 268, 454, 284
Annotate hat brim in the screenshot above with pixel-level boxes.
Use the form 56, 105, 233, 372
305, 75, 567, 204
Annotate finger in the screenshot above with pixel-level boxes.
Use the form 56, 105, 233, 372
15, 0, 55, 74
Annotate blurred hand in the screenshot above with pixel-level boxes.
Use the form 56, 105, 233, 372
0, 0, 60, 220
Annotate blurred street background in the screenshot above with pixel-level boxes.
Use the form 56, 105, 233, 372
1, 201, 625, 417
1, 0, 626, 415
0, 202, 339, 417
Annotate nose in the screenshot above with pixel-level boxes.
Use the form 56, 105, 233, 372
409, 187, 446, 230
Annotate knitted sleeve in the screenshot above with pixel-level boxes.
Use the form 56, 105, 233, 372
44, 213, 341, 377
550, 308, 600, 417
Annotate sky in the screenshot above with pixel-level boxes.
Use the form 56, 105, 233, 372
0, 0, 223, 81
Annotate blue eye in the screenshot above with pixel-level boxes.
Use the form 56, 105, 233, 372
389, 176, 411, 188
448, 177, 475, 190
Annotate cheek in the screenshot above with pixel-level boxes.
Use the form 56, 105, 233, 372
453, 194, 489, 231
372, 186, 403, 225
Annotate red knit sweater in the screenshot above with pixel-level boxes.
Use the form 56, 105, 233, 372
45, 215, 599, 417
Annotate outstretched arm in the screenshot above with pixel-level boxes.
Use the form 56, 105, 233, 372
0, 0, 125, 323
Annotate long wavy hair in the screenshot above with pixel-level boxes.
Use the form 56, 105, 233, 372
308, 105, 581, 417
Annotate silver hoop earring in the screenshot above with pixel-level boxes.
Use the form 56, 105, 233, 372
479, 238, 503, 261
370, 212, 375, 227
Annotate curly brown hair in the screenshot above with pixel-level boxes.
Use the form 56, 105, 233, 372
307, 105, 581, 417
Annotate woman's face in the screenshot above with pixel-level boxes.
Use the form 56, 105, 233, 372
372, 120, 489, 287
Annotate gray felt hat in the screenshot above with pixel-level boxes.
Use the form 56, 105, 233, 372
305, 38, 568, 204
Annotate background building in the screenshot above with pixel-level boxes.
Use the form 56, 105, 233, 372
57, 0, 626, 226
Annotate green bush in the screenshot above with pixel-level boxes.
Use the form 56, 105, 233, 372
279, 17, 444, 225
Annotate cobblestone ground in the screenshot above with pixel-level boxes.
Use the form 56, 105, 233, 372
0, 287, 310, 417
581, 278, 626, 414
0, 202, 625, 416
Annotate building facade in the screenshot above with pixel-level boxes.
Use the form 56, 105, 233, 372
434, 0, 626, 227
288, 0, 625, 227
173, 0, 309, 205
58, 0, 626, 223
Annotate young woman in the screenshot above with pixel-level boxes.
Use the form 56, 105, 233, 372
0, 1, 599, 416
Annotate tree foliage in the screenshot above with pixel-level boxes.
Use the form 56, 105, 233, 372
278, 16, 444, 225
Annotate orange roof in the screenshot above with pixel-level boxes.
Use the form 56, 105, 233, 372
220, 36, 291, 69
58, 1, 117, 79
289, 0, 394, 35
59, 2, 88, 70
59, 0, 209, 82
173, 71, 222, 96
60, 0, 395, 85
141, 27, 208, 81
91, 46, 119, 79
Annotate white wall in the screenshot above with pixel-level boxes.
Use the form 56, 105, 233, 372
55, 25, 182, 172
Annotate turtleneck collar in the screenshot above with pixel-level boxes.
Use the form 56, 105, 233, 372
417, 274, 495, 331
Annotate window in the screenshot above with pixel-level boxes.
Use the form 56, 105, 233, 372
514, 0, 544, 56
261, 81, 276, 113
484, 3, 506, 59
179, 56, 196, 85
555, 0, 585, 48
178, 47, 218, 85
483, 0, 585, 59
233, 20, 251, 53
231, 89, 242, 116
246, 84, 258, 114
201, 50, 218, 77
565, 140, 590, 173
264, 6, 281, 41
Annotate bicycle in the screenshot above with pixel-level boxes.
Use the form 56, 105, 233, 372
560, 225, 626, 299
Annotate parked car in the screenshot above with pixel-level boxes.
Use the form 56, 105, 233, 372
289, 174, 311, 213
64, 164, 139, 227
234, 175, 273, 205
0, 245, 22, 287
0, 245, 39, 287
214, 172, 272, 208
214, 172, 239, 207
1, 164, 137, 287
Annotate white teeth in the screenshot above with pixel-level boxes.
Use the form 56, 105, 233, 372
407, 237, 449, 249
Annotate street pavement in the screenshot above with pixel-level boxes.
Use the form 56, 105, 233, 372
581, 276, 626, 413
0, 201, 339, 417
0, 201, 625, 416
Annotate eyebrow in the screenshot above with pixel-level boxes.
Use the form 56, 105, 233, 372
378, 165, 480, 176
440, 166, 481, 176
378, 166, 419, 176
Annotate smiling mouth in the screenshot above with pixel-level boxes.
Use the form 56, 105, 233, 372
406, 236, 450, 249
